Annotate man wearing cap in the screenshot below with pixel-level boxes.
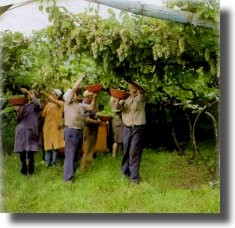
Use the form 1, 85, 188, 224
80, 89, 106, 171
40, 89, 65, 166
114, 79, 146, 184
63, 75, 98, 182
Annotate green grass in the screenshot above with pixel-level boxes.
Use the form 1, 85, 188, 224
1, 147, 220, 213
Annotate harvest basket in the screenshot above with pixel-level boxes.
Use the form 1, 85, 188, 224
86, 84, 103, 92
110, 89, 130, 100
8, 96, 27, 106
97, 115, 112, 122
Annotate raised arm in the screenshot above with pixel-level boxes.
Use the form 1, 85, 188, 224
85, 92, 98, 111
84, 116, 101, 125
70, 74, 88, 100
20, 88, 34, 99
20, 88, 41, 105
40, 91, 63, 107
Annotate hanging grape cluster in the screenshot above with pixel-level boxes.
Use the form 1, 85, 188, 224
2, 1, 219, 109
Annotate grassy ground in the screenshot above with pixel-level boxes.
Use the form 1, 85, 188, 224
1, 147, 220, 213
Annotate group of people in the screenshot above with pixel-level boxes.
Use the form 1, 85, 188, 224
13, 75, 146, 184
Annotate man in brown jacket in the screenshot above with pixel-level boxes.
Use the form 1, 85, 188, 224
80, 90, 106, 171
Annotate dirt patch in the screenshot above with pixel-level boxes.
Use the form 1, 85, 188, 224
167, 155, 211, 189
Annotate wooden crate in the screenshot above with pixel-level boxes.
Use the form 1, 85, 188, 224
95, 125, 109, 153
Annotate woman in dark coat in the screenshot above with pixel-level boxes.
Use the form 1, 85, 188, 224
14, 88, 41, 175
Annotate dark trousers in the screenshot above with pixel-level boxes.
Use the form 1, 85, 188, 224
122, 125, 145, 182
63, 127, 83, 181
19, 151, 35, 175
80, 126, 98, 171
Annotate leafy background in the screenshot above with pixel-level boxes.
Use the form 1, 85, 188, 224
0, 0, 220, 176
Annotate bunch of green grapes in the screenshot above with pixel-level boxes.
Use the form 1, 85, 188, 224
96, 37, 102, 45
152, 43, 162, 60
86, 32, 95, 42
178, 37, 185, 53
204, 48, 210, 62
70, 28, 80, 38
209, 60, 217, 76
117, 43, 129, 62
103, 55, 109, 72
163, 46, 171, 59
112, 29, 119, 39
120, 29, 129, 44
170, 41, 178, 56
91, 42, 99, 59
103, 38, 113, 46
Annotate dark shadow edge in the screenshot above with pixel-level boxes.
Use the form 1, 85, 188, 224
9, 213, 225, 223
219, 8, 230, 223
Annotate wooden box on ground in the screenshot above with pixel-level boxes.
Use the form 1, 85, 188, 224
95, 124, 109, 153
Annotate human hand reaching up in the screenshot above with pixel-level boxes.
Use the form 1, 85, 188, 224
20, 88, 28, 94
14, 105, 20, 112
